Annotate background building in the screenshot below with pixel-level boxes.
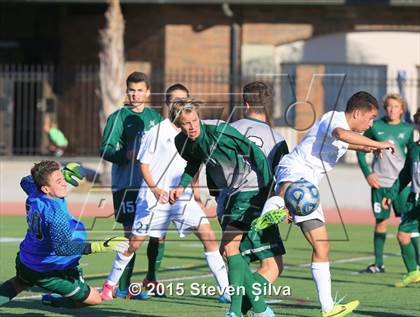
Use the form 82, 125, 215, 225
0, 0, 419, 156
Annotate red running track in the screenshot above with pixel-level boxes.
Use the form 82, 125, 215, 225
0, 201, 401, 225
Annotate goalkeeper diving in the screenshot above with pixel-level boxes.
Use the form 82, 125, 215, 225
0, 160, 129, 309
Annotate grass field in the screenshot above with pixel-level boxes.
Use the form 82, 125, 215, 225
0, 215, 418, 317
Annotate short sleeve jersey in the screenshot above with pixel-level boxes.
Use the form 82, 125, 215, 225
282, 111, 350, 180
136, 119, 192, 207
100, 105, 163, 190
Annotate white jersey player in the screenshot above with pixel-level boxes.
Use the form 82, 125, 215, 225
101, 84, 229, 303
274, 91, 395, 317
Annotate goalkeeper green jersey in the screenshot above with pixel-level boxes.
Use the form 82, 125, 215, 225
100, 105, 163, 190
175, 121, 272, 194
357, 117, 413, 187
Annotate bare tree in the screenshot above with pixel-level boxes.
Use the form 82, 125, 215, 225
98, 0, 125, 185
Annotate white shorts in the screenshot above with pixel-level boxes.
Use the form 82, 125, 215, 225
276, 160, 325, 225
131, 198, 210, 238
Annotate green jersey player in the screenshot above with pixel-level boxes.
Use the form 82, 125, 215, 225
100, 72, 163, 299
384, 107, 420, 287
357, 94, 414, 273
231, 81, 289, 316
169, 100, 283, 317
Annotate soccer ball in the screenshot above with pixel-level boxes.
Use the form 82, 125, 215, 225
284, 178, 320, 216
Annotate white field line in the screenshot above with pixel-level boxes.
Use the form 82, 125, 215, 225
13, 253, 395, 301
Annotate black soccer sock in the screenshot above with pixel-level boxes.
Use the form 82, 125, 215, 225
0, 279, 19, 306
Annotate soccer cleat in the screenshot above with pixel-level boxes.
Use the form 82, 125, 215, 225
218, 293, 231, 304
252, 306, 275, 317
41, 294, 62, 306
251, 208, 288, 231
394, 270, 420, 288
143, 277, 166, 297
115, 287, 151, 300
359, 264, 385, 273
322, 300, 360, 317
101, 281, 115, 301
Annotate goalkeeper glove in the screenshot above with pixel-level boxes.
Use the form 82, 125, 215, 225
90, 236, 129, 254
63, 162, 85, 186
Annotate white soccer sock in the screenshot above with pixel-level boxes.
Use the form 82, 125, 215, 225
204, 250, 229, 292
311, 262, 334, 313
106, 252, 134, 286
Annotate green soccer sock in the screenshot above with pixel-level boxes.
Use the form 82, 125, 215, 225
227, 254, 245, 316
374, 232, 387, 267
0, 279, 18, 306
243, 271, 268, 314
410, 236, 419, 266
400, 242, 418, 273
146, 238, 165, 281
119, 253, 136, 291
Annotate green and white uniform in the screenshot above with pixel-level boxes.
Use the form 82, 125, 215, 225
176, 121, 271, 227
100, 105, 163, 225
388, 141, 420, 233
357, 118, 413, 219
231, 117, 289, 261
231, 118, 289, 174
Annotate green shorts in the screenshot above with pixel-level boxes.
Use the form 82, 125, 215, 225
371, 186, 411, 219
240, 225, 285, 262
113, 188, 139, 226
15, 255, 90, 302
398, 193, 420, 233
218, 189, 268, 231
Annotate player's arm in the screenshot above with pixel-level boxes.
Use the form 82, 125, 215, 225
170, 136, 201, 204
48, 202, 128, 255
140, 163, 168, 204
20, 176, 38, 195
191, 172, 205, 205
137, 126, 169, 203
269, 140, 289, 174
100, 112, 129, 164
333, 127, 395, 153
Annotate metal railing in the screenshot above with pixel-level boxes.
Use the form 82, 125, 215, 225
0, 64, 418, 157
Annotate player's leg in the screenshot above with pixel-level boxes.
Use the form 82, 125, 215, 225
102, 234, 147, 300
144, 236, 166, 287
221, 191, 273, 316
193, 222, 230, 302
301, 221, 360, 316
0, 255, 41, 307
141, 209, 171, 297
300, 221, 334, 313
112, 189, 139, 295
394, 187, 420, 268
220, 224, 247, 316
394, 199, 420, 287
363, 188, 389, 273
102, 201, 149, 301
0, 276, 30, 306
40, 266, 101, 308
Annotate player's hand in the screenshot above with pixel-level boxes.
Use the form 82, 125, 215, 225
152, 187, 169, 204
63, 163, 85, 187
378, 141, 396, 154
90, 236, 129, 253
382, 197, 392, 210
366, 173, 380, 189
169, 187, 185, 205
